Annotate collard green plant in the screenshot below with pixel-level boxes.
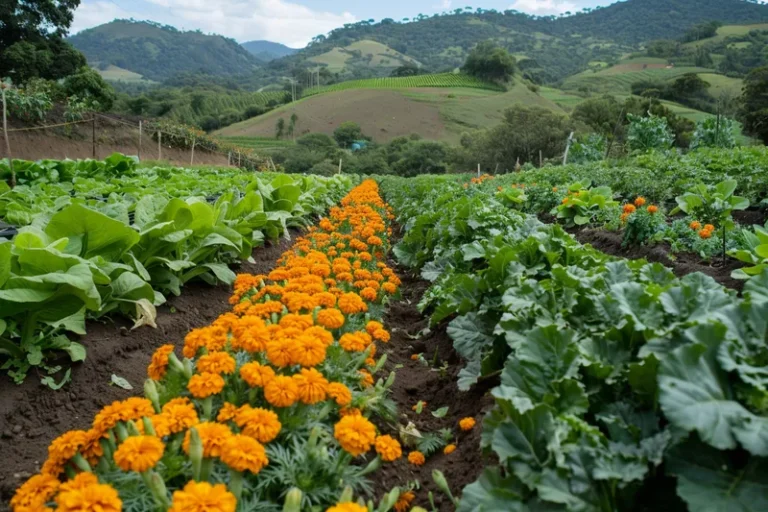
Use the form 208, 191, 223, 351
553, 181, 617, 227
692, 117, 737, 150
627, 113, 674, 152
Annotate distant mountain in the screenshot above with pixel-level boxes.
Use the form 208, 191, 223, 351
242, 40, 299, 62
282, 0, 768, 82
69, 20, 260, 81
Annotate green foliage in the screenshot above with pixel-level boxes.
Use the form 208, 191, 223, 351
627, 113, 675, 152
569, 134, 606, 164
0, 154, 355, 383
554, 181, 618, 227
334, 122, 367, 149
622, 206, 667, 247
462, 41, 517, 84
672, 179, 749, 227
692, 116, 737, 149
62, 66, 116, 111
3, 83, 53, 122
741, 66, 768, 144
391, 141, 449, 177
302, 74, 503, 97
382, 173, 768, 512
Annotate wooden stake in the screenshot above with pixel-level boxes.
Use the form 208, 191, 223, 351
228, 151, 231, 166
158, 131, 162, 160
190, 138, 196, 165
338, 158, 343, 174
238, 152, 241, 167
562, 131, 575, 166
1, 84, 15, 188
92, 117, 97, 159
477, 163, 481, 178
138, 120, 142, 160
539, 150, 543, 168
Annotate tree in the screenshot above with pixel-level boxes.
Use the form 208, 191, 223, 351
62, 67, 116, 110
462, 41, 517, 83
288, 113, 299, 140
392, 141, 449, 176
741, 66, 768, 144
334, 122, 367, 148
276, 118, 286, 139
0, 0, 85, 82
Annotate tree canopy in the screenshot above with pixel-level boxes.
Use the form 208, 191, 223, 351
462, 41, 517, 83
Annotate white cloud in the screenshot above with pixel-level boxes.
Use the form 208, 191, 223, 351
70, 1, 141, 34
509, 0, 578, 15
141, 0, 356, 47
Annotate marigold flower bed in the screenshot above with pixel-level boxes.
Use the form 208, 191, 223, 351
12, 180, 407, 512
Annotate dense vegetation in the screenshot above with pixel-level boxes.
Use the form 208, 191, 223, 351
68, 20, 261, 81
242, 40, 298, 62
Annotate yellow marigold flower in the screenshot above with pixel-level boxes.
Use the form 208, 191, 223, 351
268, 269, 289, 281
290, 334, 327, 367
294, 368, 329, 405
375, 435, 402, 462
113, 435, 165, 473
327, 382, 352, 406
634, 197, 646, 207
169, 481, 236, 512
92, 397, 154, 433
55, 482, 122, 512
394, 490, 416, 512
459, 417, 476, 431
315, 292, 337, 308
359, 369, 374, 388
338, 292, 368, 314
196, 352, 236, 375
304, 325, 334, 347
240, 362, 276, 388
162, 398, 199, 434
317, 308, 345, 329
11, 474, 59, 510
334, 415, 377, 457
327, 504, 368, 512
220, 434, 268, 474
182, 422, 232, 458
444, 444, 457, 455
264, 375, 299, 407
147, 344, 175, 381
47, 430, 88, 466
217, 403, 238, 423
234, 405, 282, 443
187, 372, 225, 399
408, 451, 426, 466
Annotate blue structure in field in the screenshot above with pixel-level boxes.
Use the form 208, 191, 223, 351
350, 140, 369, 152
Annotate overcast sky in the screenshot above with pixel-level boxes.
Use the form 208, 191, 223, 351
70, 0, 613, 48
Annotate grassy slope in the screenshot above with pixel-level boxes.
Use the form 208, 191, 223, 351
683, 23, 768, 48
562, 64, 714, 94
96, 65, 156, 84
308, 40, 420, 72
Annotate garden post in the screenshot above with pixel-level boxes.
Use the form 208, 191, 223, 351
92, 117, 97, 159
1, 83, 15, 188
138, 120, 142, 161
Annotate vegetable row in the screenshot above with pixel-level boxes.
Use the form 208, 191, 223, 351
0, 154, 356, 385
11, 180, 414, 512
381, 175, 768, 512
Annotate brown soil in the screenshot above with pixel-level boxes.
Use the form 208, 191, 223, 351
1, 115, 228, 167
734, 208, 768, 228
0, 234, 297, 506
369, 265, 494, 511
576, 229, 746, 292
217, 89, 445, 143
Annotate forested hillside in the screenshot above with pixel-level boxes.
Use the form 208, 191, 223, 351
69, 20, 261, 81
242, 40, 298, 62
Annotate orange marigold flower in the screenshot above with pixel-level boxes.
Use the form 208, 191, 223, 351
162, 398, 199, 434
187, 372, 225, 399
266, 337, 296, 368
365, 321, 383, 335
147, 344, 175, 381
113, 435, 164, 473
196, 352, 236, 375
182, 422, 231, 458
360, 287, 378, 302
699, 228, 713, 239
220, 434, 268, 474
11, 474, 60, 510
407, 451, 426, 466
59, 472, 99, 493
444, 444, 457, 455
240, 362, 276, 388
647, 205, 659, 214
382, 282, 397, 294
620, 212, 630, 224
340, 333, 368, 352
394, 491, 415, 512
169, 481, 236, 512
47, 430, 88, 466
334, 415, 377, 457
411, 354, 420, 361
359, 369, 374, 388
459, 417, 476, 431
634, 197, 646, 207
264, 375, 299, 408
704, 224, 716, 232
373, 329, 390, 342
690, 221, 702, 231
93, 397, 154, 433
294, 368, 329, 405
317, 308, 346, 329
327, 382, 353, 406
290, 334, 327, 367
315, 292, 337, 308
623, 204, 636, 214
328, 504, 368, 512
375, 435, 402, 462
338, 292, 368, 314
217, 403, 238, 423
55, 482, 122, 512
234, 405, 281, 443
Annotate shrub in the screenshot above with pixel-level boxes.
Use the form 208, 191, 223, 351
626, 113, 674, 152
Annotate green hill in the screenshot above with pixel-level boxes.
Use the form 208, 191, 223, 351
308, 40, 421, 73
69, 20, 260, 81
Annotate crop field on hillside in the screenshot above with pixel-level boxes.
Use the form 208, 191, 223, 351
218, 136, 296, 151
303, 73, 504, 97
563, 65, 715, 93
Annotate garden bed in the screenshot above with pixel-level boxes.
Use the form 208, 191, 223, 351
0, 235, 296, 504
